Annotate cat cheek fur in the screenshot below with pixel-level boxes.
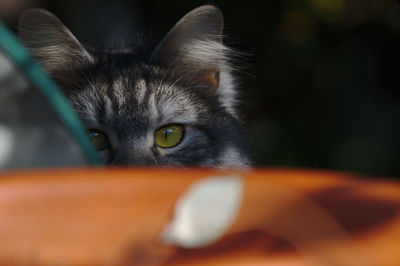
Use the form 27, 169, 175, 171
18, 5, 251, 166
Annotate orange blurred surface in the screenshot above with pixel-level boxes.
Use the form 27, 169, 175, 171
0, 168, 399, 265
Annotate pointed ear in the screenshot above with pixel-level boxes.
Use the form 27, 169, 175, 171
18, 9, 93, 78
151, 5, 226, 87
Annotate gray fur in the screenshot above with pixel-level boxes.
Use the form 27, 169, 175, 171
19, 5, 250, 166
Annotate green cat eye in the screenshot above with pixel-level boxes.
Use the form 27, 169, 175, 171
154, 125, 184, 148
89, 129, 109, 151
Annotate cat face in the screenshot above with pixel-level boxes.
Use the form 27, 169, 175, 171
19, 5, 250, 166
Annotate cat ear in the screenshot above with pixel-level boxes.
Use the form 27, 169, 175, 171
18, 9, 93, 77
152, 5, 239, 116
151, 5, 225, 88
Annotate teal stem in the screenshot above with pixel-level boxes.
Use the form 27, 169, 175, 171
0, 21, 102, 166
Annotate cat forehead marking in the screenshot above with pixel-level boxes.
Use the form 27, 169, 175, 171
113, 77, 126, 110
135, 79, 147, 105
148, 83, 204, 125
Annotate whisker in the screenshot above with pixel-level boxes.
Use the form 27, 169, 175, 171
166, 70, 198, 91
185, 85, 212, 90
157, 55, 180, 91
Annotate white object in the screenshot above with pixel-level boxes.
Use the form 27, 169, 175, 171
161, 175, 243, 248
0, 124, 13, 167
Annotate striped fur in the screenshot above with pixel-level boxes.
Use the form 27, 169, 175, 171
19, 5, 250, 166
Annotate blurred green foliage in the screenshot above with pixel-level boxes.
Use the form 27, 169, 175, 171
6, 0, 400, 176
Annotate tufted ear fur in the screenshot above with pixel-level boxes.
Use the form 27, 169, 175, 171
18, 9, 93, 82
151, 5, 239, 115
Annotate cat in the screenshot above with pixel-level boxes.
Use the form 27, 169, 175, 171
18, 5, 251, 166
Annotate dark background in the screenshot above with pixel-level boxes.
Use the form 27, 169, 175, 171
2, 0, 400, 176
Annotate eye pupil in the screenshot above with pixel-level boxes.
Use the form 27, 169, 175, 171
154, 125, 184, 148
89, 132, 99, 138
89, 129, 109, 151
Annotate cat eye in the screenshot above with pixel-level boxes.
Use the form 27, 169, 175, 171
89, 129, 109, 151
154, 124, 184, 148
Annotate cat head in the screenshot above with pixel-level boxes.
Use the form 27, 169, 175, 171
19, 5, 250, 166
